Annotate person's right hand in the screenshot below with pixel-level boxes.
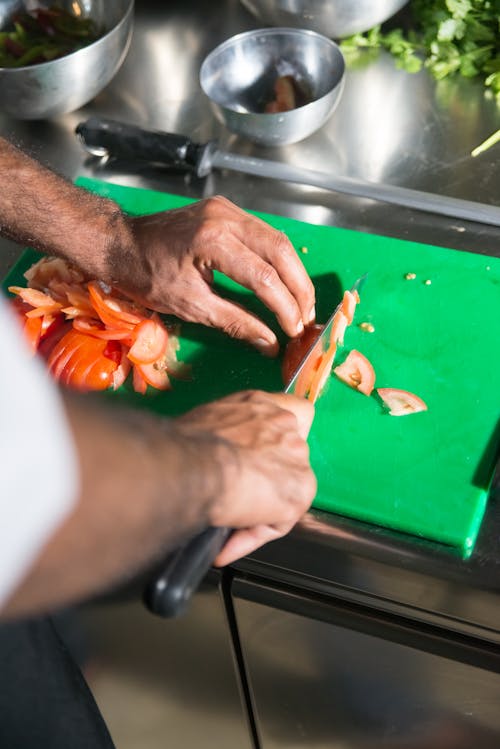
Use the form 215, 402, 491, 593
173, 390, 316, 566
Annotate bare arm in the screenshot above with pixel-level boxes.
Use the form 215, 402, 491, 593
3, 390, 315, 619
0, 136, 315, 354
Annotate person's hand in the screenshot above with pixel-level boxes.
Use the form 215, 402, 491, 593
173, 390, 317, 565
112, 196, 316, 356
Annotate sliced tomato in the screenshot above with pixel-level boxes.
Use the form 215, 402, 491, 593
88, 281, 144, 329
377, 388, 428, 416
47, 329, 119, 391
112, 346, 132, 390
23, 315, 43, 353
127, 317, 169, 365
330, 311, 348, 347
72, 316, 132, 341
307, 345, 337, 403
8, 285, 62, 313
282, 324, 324, 387
38, 320, 73, 360
333, 350, 376, 396
132, 365, 148, 394
134, 359, 171, 391
341, 290, 358, 325
24, 256, 85, 291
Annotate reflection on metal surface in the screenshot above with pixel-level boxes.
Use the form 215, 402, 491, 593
239, 0, 409, 39
234, 592, 500, 749
82, 582, 253, 749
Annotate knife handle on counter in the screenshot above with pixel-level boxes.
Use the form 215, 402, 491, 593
143, 526, 231, 618
75, 117, 210, 174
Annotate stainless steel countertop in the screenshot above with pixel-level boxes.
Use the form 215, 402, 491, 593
1, 0, 499, 635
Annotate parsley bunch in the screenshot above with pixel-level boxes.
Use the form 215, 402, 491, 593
340, 0, 500, 102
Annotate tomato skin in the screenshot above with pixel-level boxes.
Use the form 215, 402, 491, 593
307, 345, 337, 403
333, 349, 375, 396
282, 324, 324, 386
127, 317, 169, 365
134, 359, 171, 391
47, 329, 119, 391
23, 315, 43, 353
72, 316, 132, 341
377, 388, 428, 416
132, 365, 148, 394
87, 281, 143, 328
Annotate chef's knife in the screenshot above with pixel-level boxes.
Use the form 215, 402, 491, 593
75, 117, 500, 228
143, 525, 231, 618
143, 276, 365, 618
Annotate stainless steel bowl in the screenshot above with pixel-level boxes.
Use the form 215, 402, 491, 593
200, 27, 345, 147
0, 0, 134, 120
240, 0, 409, 39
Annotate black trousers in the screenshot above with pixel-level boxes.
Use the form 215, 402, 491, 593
0, 616, 115, 748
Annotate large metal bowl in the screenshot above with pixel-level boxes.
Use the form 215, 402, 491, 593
0, 0, 134, 120
240, 0, 409, 39
200, 27, 345, 147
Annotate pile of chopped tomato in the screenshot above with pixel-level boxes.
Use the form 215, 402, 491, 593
9, 256, 188, 394
282, 284, 427, 416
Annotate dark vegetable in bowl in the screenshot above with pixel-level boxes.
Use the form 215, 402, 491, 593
0, 4, 101, 68
264, 75, 312, 113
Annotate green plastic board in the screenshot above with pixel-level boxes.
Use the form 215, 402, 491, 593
4, 177, 500, 555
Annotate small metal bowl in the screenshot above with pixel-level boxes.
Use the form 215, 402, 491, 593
200, 27, 345, 147
0, 0, 134, 120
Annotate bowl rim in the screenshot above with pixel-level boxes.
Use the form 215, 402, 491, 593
200, 26, 345, 116
0, 0, 134, 73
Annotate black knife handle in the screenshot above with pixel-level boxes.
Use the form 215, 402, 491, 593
75, 117, 211, 175
143, 526, 231, 618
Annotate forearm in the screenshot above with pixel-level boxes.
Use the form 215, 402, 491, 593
3, 394, 224, 618
0, 136, 131, 282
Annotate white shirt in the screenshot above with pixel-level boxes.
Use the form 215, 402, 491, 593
0, 294, 78, 609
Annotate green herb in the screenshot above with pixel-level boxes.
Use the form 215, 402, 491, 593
340, 0, 500, 101
0, 4, 100, 68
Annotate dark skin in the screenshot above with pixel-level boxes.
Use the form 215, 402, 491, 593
3, 391, 315, 618
0, 138, 315, 355
0, 137, 317, 618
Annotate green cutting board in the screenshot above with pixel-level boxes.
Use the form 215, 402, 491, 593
5, 177, 500, 556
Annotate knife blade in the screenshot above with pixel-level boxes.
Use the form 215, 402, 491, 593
75, 117, 500, 228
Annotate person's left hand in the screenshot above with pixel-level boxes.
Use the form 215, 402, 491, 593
109, 196, 316, 356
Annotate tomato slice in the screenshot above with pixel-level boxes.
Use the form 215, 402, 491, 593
127, 317, 169, 365
377, 388, 428, 416
72, 316, 132, 341
134, 359, 171, 391
88, 281, 144, 329
23, 315, 43, 353
112, 346, 132, 390
330, 311, 348, 347
341, 290, 358, 325
307, 345, 337, 403
47, 329, 119, 391
333, 349, 376, 396
48, 331, 88, 380
39, 320, 73, 360
8, 285, 62, 314
132, 365, 148, 394
282, 324, 324, 387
